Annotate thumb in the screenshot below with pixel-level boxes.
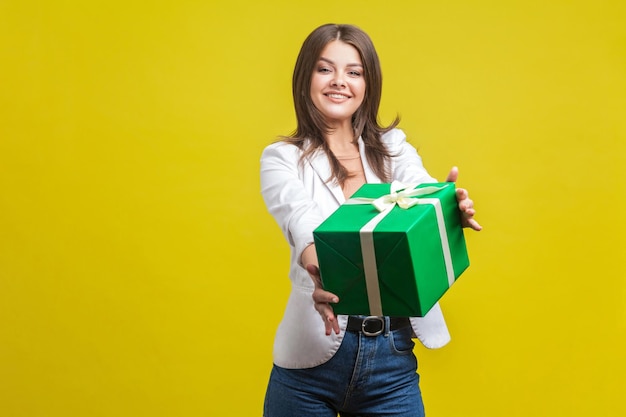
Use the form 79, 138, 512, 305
445, 166, 459, 183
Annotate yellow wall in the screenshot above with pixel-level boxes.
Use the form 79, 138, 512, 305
1, 1, 625, 415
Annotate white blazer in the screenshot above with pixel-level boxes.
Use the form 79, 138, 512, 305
260, 128, 451, 369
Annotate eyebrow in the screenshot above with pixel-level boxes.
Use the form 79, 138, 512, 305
318, 57, 363, 67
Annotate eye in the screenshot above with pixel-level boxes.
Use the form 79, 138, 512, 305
317, 66, 332, 73
348, 70, 362, 77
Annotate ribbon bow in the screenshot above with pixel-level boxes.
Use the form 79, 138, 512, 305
346, 181, 449, 212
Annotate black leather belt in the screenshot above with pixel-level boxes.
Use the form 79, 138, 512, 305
346, 316, 411, 336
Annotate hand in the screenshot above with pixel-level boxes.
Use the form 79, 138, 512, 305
445, 166, 483, 231
306, 264, 341, 336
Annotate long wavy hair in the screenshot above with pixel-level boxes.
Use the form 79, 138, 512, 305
285, 23, 399, 184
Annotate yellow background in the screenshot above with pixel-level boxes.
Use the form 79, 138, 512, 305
1, 1, 625, 416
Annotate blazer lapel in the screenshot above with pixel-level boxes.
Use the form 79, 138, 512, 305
308, 137, 384, 205
308, 149, 345, 205
357, 137, 382, 184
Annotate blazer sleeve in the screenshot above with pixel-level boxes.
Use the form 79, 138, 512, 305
383, 129, 438, 184
260, 142, 325, 266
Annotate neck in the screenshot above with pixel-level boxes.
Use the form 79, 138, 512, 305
324, 122, 356, 154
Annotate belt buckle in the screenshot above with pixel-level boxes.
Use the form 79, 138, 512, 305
361, 316, 384, 336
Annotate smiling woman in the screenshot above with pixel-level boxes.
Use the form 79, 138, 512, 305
310, 41, 365, 130
260, 23, 481, 417
310, 40, 367, 198
286, 24, 401, 190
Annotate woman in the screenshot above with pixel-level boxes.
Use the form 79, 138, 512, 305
260, 23, 481, 417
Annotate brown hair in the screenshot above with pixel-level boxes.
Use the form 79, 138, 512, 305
285, 23, 399, 184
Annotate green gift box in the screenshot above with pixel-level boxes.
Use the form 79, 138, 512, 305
313, 181, 469, 317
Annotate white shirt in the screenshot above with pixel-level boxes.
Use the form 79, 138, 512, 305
260, 128, 451, 369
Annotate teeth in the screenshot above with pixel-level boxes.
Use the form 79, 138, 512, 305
327, 94, 348, 99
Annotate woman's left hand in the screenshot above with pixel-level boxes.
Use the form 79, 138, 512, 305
446, 166, 483, 231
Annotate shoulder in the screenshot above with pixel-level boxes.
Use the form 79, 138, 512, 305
381, 128, 408, 148
381, 128, 418, 157
261, 140, 303, 162
261, 138, 324, 166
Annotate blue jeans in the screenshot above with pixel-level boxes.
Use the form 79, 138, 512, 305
264, 319, 425, 417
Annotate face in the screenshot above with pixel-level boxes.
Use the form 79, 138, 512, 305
310, 40, 365, 127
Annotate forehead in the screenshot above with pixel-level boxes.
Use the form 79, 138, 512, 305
318, 40, 362, 65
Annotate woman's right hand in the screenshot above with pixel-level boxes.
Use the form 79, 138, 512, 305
306, 264, 341, 336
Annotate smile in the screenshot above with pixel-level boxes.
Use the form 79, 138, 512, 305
326, 93, 350, 99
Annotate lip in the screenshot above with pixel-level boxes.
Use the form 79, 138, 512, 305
324, 91, 351, 100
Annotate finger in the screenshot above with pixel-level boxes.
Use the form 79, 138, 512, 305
459, 199, 474, 212
465, 217, 483, 231
322, 309, 340, 335
320, 307, 334, 336
462, 208, 476, 217
314, 302, 339, 335
445, 166, 459, 182
312, 288, 339, 304
329, 315, 340, 335
455, 187, 468, 201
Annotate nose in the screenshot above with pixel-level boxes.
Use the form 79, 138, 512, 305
331, 73, 346, 88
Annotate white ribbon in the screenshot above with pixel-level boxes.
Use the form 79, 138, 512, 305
345, 182, 455, 316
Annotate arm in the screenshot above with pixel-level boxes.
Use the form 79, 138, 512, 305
302, 244, 340, 336
383, 129, 437, 184
260, 143, 340, 335
386, 129, 482, 231
260, 143, 325, 266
